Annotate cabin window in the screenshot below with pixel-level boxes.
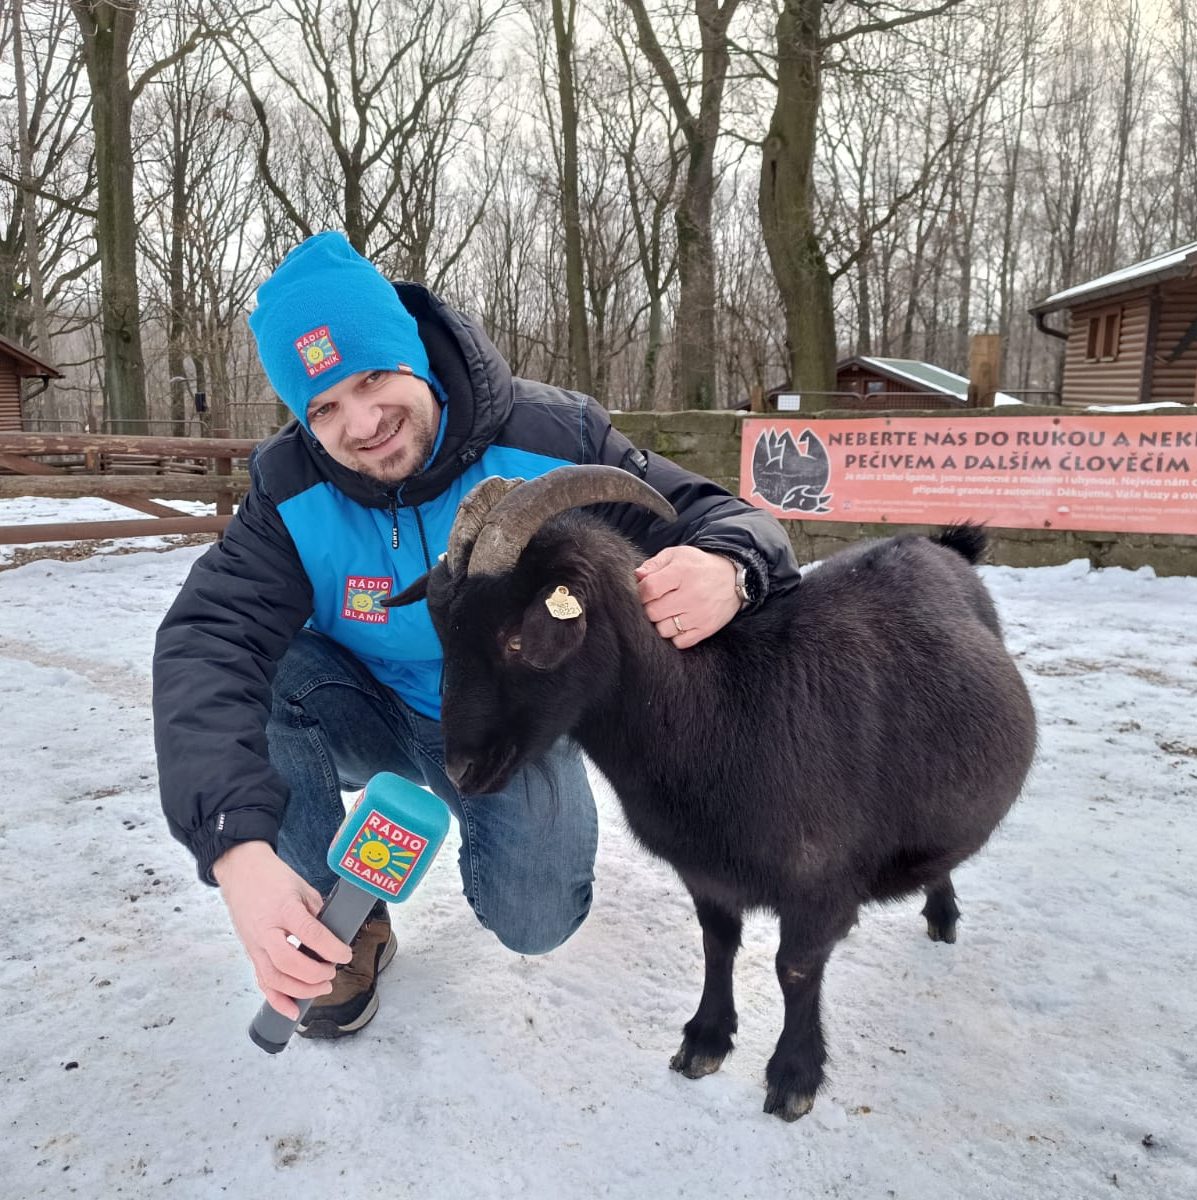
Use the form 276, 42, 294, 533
1085, 307, 1122, 362
866, 380, 885, 394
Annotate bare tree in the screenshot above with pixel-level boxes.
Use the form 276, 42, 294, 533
224, 0, 507, 277
0, 1, 95, 343
1, 0, 99, 429
597, 0, 684, 409
623, 0, 743, 409
66, 0, 148, 430
1164, 0, 1197, 244
758, 0, 966, 409
550, 0, 595, 392
66, 0, 229, 430
138, 15, 274, 437
10, 0, 53, 395
1102, 0, 1154, 272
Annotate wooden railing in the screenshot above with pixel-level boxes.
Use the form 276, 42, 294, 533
0, 432, 258, 546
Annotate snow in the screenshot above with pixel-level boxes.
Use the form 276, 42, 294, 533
2, 509, 1195, 1199
1084, 402, 1190, 413
1034, 241, 1197, 311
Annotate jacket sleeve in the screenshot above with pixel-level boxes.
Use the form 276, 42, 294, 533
583, 399, 802, 608
153, 457, 314, 884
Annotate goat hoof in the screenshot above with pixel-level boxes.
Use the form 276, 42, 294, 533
763, 1086, 815, 1122
925, 920, 957, 943
670, 1043, 725, 1079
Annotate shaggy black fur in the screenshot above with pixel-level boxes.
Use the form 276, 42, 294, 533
397, 516, 1037, 1122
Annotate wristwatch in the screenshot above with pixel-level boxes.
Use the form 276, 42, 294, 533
715, 554, 754, 610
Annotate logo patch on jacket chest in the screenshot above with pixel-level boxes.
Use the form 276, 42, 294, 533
342, 575, 392, 623
295, 325, 342, 378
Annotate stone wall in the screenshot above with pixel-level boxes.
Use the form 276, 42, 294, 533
610, 407, 1197, 576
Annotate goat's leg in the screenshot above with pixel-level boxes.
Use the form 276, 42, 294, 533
764, 903, 856, 1122
921, 875, 961, 943
669, 895, 742, 1079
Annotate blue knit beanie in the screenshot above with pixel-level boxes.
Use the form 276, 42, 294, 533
248, 231, 431, 427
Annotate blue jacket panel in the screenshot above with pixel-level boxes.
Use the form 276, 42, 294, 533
278, 444, 574, 719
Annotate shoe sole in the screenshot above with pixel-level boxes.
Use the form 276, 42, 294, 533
296, 931, 398, 1040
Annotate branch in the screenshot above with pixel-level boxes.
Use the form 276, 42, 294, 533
828, 83, 993, 283
621, 0, 696, 143
0, 170, 97, 218
725, 34, 776, 86
130, 24, 239, 104
824, 0, 969, 48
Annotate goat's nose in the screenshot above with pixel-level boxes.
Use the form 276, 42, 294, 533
445, 756, 472, 792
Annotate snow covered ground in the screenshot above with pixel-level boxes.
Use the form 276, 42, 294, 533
1, 499, 1194, 1199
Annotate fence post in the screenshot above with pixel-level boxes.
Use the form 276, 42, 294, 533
214, 426, 233, 516
968, 334, 1002, 407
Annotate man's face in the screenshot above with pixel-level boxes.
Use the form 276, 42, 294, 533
306, 370, 440, 484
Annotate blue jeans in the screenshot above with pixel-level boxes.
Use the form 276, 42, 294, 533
266, 629, 598, 954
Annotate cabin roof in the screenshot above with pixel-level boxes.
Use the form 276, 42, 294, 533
1030, 241, 1197, 316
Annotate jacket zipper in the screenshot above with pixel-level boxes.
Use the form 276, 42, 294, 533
413, 507, 433, 572
412, 507, 444, 695
387, 489, 400, 549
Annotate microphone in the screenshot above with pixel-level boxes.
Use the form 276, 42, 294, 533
248, 772, 451, 1054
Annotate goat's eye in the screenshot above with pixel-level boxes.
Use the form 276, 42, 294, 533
504, 634, 522, 655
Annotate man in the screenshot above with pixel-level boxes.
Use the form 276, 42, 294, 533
153, 231, 800, 1039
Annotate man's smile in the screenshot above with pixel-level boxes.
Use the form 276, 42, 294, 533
355, 418, 405, 454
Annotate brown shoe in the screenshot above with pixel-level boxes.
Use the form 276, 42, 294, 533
297, 901, 397, 1039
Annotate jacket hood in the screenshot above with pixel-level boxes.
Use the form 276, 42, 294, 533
275, 281, 516, 510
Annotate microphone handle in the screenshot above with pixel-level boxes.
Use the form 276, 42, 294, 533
248, 880, 377, 1054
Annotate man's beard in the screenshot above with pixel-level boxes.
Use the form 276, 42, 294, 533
354, 413, 438, 484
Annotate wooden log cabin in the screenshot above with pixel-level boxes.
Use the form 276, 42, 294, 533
0, 333, 62, 431
1029, 241, 1197, 408
827, 356, 1022, 410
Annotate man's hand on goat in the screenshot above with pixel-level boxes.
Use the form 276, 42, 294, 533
213, 840, 352, 1019
636, 546, 741, 649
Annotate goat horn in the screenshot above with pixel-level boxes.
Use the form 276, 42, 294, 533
467, 464, 678, 577
445, 476, 526, 574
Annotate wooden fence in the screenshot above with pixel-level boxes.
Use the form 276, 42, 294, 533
0, 432, 256, 546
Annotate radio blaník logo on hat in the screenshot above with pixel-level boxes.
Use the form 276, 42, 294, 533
294, 325, 342, 378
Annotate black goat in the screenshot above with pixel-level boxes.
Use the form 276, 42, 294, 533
388, 466, 1036, 1122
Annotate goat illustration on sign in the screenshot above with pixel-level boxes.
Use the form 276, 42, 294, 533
750, 427, 833, 513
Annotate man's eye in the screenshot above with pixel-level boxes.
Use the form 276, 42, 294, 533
310, 402, 335, 421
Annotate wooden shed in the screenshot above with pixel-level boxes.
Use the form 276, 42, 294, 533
1029, 241, 1197, 407
776, 356, 1020, 411
0, 333, 62, 431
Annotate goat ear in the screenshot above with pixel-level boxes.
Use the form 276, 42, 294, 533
382, 573, 429, 608
519, 584, 587, 671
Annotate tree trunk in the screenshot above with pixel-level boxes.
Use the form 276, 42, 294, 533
69, 1, 148, 433
1170, 5, 1195, 244
856, 232, 872, 356
639, 293, 664, 410
167, 97, 189, 438
1105, 0, 1141, 273
672, 0, 737, 411
552, 0, 593, 395
13, 0, 56, 414
624, 0, 740, 410
673, 179, 719, 410
759, 0, 836, 408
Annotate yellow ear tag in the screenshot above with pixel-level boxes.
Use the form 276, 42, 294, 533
545, 585, 583, 621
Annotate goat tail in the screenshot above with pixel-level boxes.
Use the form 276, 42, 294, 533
932, 521, 989, 564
